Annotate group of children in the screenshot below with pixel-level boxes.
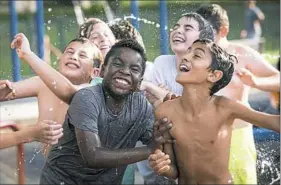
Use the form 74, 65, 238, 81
0, 3, 280, 185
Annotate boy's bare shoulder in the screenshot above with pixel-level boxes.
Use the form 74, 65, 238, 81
213, 95, 236, 111
155, 98, 178, 118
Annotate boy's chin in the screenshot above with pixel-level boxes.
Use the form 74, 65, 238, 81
176, 76, 188, 85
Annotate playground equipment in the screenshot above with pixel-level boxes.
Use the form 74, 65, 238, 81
9, 0, 170, 82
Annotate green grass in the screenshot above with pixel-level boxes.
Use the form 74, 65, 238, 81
0, 1, 279, 80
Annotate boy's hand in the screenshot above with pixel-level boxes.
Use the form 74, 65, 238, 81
0, 80, 16, 101
149, 149, 171, 175
31, 120, 63, 145
236, 68, 257, 88
10, 33, 32, 59
154, 118, 174, 148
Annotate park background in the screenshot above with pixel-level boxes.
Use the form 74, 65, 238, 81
0, 0, 279, 80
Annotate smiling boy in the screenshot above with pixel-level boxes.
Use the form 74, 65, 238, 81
149, 39, 280, 184
39, 39, 168, 185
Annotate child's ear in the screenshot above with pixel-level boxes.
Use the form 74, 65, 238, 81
207, 70, 223, 83
91, 68, 100, 79
219, 26, 229, 38
99, 64, 105, 78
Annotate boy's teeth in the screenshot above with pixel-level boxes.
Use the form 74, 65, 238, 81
116, 79, 128, 85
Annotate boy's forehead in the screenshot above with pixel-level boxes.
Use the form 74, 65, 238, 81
178, 17, 199, 29
192, 42, 209, 51
111, 47, 142, 63
65, 41, 93, 53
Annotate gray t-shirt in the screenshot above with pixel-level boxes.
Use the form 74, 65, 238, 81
40, 84, 154, 185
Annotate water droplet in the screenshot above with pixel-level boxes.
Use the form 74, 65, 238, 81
48, 8, 52, 12
58, 146, 62, 150
48, 20, 51, 24
60, 182, 65, 185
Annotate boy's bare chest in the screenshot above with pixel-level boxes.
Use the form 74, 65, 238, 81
168, 108, 227, 146
38, 91, 68, 124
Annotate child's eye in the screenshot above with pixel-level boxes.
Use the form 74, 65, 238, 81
194, 55, 201, 58
80, 54, 87, 59
131, 67, 140, 73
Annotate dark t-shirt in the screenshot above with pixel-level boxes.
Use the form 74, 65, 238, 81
244, 7, 261, 38
40, 84, 154, 185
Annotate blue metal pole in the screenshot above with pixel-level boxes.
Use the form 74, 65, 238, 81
9, 0, 21, 82
36, 1, 44, 59
130, 0, 139, 30
159, 0, 169, 55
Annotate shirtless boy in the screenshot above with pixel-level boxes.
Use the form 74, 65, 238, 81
149, 39, 280, 184
0, 33, 102, 154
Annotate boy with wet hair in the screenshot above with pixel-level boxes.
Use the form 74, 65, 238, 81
196, 4, 280, 184
149, 39, 280, 185
39, 39, 170, 184
151, 12, 214, 96
1, 33, 103, 155
109, 19, 146, 52
78, 17, 116, 57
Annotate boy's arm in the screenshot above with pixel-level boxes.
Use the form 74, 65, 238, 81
76, 129, 153, 168
69, 89, 164, 168
0, 120, 63, 149
141, 81, 171, 107
230, 99, 280, 133
150, 104, 178, 179
239, 46, 280, 92
11, 33, 79, 104
23, 52, 80, 103
0, 77, 42, 101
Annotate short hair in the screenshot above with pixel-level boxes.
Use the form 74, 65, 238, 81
193, 39, 237, 96
180, 12, 214, 41
64, 38, 103, 68
104, 39, 147, 76
109, 20, 146, 52
77, 18, 104, 39
196, 4, 229, 32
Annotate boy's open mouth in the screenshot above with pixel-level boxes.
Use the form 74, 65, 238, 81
179, 64, 190, 72
113, 77, 131, 86
65, 62, 80, 69
172, 35, 185, 43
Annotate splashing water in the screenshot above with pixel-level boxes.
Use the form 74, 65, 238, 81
29, 147, 43, 164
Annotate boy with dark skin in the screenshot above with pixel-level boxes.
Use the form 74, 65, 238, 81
149, 39, 280, 185
39, 39, 171, 185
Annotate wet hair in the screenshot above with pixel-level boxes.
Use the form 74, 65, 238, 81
109, 20, 146, 52
196, 4, 229, 32
64, 38, 103, 68
193, 39, 237, 96
77, 18, 105, 39
180, 12, 214, 41
104, 39, 147, 76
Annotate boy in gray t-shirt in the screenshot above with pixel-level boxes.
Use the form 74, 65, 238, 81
40, 39, 169, 185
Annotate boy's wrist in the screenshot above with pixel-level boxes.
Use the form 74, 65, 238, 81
22, 51, 35, 61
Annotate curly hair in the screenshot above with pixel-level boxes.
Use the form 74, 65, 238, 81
77, 18, 105, 39
108, 20, 146, 52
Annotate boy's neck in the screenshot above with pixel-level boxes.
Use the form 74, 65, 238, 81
179, 83, 212, 115
216, 37, 229, 49
102, 85, 128, 115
